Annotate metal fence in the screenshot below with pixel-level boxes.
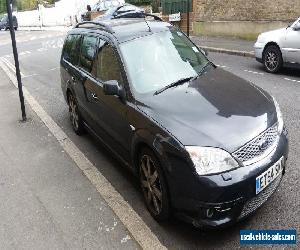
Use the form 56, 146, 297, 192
161, 0, 192, 15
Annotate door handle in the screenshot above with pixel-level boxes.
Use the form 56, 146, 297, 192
71, 76, 75, 82
91, 93, 98, 100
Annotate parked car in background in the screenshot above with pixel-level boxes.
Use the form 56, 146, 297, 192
93, 0, 125, 12
82, 0, 125, 21
255, 17, 300, 73
94, 3, 144, 21
0, 15, 18, 31
60, 18, 288, 228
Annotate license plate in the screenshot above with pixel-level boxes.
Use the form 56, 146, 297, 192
255, 156, 284, 195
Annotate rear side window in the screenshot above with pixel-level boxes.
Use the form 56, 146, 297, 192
79, 36, 98, 72
62, 34, 80, 65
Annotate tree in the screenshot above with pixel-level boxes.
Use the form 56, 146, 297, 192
0, 0, 59, 13
126, 0, 151, 6
0, 0, 6, 15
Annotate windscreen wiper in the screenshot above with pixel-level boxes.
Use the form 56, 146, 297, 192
190, 61, 214, 82
154, 76, 193, 96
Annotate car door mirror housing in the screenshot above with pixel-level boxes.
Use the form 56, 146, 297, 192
103, 80, 122, 97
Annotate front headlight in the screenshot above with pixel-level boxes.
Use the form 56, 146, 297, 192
272, 97, 284, 134
256, 34, 266, 43
185, 147, 240, 176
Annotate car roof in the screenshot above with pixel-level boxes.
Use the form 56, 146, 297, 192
70, 18, 173, 43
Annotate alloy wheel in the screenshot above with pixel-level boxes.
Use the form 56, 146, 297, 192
265, 51, 278, 71
69, 95, 79, 131
140, 154, 163, 215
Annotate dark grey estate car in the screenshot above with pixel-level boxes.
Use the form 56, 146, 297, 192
0, 15, 18, 30
60, 18, 289, 228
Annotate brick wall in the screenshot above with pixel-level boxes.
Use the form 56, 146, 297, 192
194, 0, 300, 22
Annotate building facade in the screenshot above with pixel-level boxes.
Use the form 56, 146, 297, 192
192, 0, 300, 39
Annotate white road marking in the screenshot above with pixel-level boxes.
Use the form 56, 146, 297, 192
0, 57, 25, 77
37, 48, 48, 52
22, 73, 38, 79
244, 69, 264, 75
49, 67, 59, 71
216, 64, 228, 68
0, 57, 166, 250
284, 77, 300, 83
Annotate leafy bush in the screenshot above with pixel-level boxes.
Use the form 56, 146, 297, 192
126, 0, 152, 6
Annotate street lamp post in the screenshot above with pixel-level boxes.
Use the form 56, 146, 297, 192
187, 0, 190, 37
5, 0, 26, 121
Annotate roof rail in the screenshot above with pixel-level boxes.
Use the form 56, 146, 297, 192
143, 13, 163, 21
75, 21, 113, 33
115, 12, 163, 21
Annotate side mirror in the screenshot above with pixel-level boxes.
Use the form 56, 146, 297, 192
103, 80, 124, 99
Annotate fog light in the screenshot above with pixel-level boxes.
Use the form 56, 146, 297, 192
206, 208, 214, 218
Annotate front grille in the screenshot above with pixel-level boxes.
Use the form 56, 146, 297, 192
233, 123, 278, 164
238, 174, 282, 219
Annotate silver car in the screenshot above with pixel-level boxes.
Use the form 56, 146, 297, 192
255, 17, 300, 73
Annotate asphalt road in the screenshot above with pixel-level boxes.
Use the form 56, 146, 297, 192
0, 30, 299, 249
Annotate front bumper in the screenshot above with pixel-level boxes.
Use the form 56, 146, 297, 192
254, 42, 265, 62
168, 131, 289, 228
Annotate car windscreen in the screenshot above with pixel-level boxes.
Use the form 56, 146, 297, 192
0, 16, 7, 22
104, 6, 118, 16
120, 29, 209, 94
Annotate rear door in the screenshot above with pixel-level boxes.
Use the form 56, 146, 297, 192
61, 34, 81, 99
76, 34, 99, 125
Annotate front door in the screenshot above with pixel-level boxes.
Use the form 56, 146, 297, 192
85, 38, 133, 162
282, 20, 300, 64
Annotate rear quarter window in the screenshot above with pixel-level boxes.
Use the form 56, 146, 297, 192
79, 36, 98, 73
62, 34, 80, 65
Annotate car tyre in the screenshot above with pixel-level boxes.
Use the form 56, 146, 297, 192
139, 147, 170, 221
263, 45, 283, 73
68, 92, 85, 135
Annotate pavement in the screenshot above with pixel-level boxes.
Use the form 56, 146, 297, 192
191, 35, 255, 57
0, 30, 299, 249
0, 67, 140, 249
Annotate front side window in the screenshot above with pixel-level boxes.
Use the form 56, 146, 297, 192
63, 34, 80, 65
120, 29, 209, 94
94, 41, 123, 84
80, 36, 98, 72
294, 20, 300, 30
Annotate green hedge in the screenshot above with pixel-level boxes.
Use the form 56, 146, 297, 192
161, 0, 192, 14
126, 0, 151, 6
